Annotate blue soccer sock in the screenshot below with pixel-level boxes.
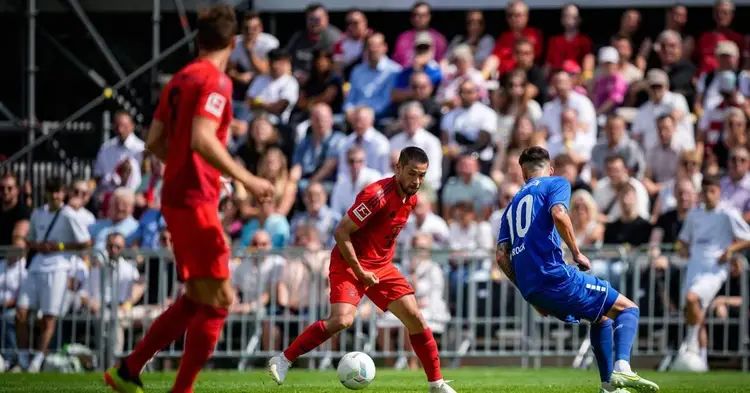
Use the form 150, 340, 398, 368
613, 307, 640, 366
590, 318, 614, 383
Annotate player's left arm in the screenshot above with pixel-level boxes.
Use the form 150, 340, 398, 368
721, 209, 750, 262
495, 241, 517, 287
145, 119, 168, 161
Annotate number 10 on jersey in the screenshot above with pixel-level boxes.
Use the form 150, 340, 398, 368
506, 194, 533, 243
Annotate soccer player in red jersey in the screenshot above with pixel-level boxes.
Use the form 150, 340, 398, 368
268, 146, 457, 393
104, 5, 274, 393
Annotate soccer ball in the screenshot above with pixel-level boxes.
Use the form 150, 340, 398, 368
670, 352, 708, 372
337, 351, 376, 390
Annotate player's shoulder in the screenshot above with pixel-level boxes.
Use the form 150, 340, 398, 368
178, 60, 232, 94
359, 177, 397, 204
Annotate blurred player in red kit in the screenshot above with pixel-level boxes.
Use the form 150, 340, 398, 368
268, 146, 457, 393
104, 5, 274, 393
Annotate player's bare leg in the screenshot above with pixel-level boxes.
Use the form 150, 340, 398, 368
682, 291, 709, 366
388, 295, 456, 393
269, 303, 357, 385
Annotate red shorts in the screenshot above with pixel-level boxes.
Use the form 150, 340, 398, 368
329, 257, 415, 311
162, 203, 230, 281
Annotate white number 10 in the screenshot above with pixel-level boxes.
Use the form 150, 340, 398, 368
506, 194, 533, 243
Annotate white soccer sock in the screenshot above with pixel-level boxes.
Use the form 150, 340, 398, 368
685, 324, 700, 352
428, 379, 445, 388
28, 352, 45, 372
700, 348, 708, 363
17, 350, 30, 369
614, 359, 632, 374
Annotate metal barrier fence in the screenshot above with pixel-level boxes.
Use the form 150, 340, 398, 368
0, 245, 747, 372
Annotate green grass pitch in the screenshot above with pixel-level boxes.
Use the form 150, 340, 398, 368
1, 368, 749, 392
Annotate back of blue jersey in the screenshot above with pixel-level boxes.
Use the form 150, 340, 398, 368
497, 176, 571, 298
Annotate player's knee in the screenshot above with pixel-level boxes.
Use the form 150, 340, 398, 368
686, 292, 701, 306
327, 313, 355, 333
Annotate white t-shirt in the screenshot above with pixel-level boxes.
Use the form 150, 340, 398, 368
399, 212, 451, 248
70, 207, 96, 229
94, 134, 145, 178
232, 255, 285, 304
592, 177, 651, 223
448, 220, 494, 252
337, 128, 391, 177
247, 74, 299, 124
230, 33, 280, 73
330, 167, 384, 217
0, 259, 26, 304
539, 91, 598, 147
390, 129, 443, 190
82, 258, 140, 305
441, 102, 497, 162
28, 205, 92, 273
696, 71, 724, 112
679, 203, 750, 272
632, 91, 695, 151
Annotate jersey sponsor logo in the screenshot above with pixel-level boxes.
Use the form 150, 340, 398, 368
352, 203, 372, 222
204, 92, 226, 117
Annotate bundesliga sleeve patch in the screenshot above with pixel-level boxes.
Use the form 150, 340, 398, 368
204, 92, 226, 117
352, 203, 372, 222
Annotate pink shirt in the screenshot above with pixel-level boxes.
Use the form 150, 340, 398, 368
592, 73, 627, 111
392, 29, 448, 67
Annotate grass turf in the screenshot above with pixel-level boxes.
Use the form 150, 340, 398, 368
1, 368, 748, 392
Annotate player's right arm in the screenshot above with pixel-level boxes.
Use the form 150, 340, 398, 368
334, 215, 379, 286
495, 208, 517, 287
549, 179, 591, 271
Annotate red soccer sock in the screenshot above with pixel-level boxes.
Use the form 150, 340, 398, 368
409, 329, 443, 382
171, 304, 228, 393
283, 320, 332, 362
125, 295, 196, 375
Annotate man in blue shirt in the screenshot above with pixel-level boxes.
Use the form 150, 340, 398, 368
343, 32, 401, 121
497, 147, 659, 393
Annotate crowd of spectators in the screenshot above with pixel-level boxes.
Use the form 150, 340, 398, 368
1, 0, 750, 369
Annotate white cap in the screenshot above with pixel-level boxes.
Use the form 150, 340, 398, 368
598, 46, 620, 64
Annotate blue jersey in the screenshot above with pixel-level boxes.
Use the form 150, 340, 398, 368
498, 176, 571, 298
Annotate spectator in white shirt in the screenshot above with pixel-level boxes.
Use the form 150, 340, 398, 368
67, 180, 96, 229
247, 49, 299, 125
390, 102, 443, 191
93, 111, 145, 184
447, 201, 494, 253
333, 9, 371, 78
1, 237, 26, 360
436, 44, 488, 108
538, 70, 597, 147
593, 155, 650, 223
441, 155, 498, 221
337, 106, 391, 177
489, 183, 521, 239
399, 192, 450, 249
547, 107, 595, 166
632, 69, 694, 152
330, 146, 384, 216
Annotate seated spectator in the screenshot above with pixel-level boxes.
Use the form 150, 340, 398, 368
698, 70, 745, 166
227, 12, 279, 122
695, 0, 743, 76
447, 201, 494, 253
504, 116, 535, 156
67, 180, 95, 227
593, 155, 651, 222
609, 34, 645, 85
135, 153, 164, 211
603, 184, 653, 247
220, 198, 243, 243
290, 103, 345, 192
445, 10, 495, 68
256, 148, 297, 217
296, 49, 344, 116
721, 146, 750, 220
392, 2, 447, 67
333, 9, 370, 79
231, 230, 285, 317
89, 187, 139, 250
570, 190, 604, 248
400, 192, 450, 249
489, 183, 520, 239
491, 149, 526, 190
482, 1, 543, 79
441, 80, 497, 173
662, 4, 694, 61
94, 111, 144, 184
285, 3, 341, 83
240, 198, 291, 249
330, 146, 383, 216
562, 60, 589, 96
344, 32, 402, 121
387, 72, 442, 136
442, 155, 498, 222
0, 172, 30, 246
547, 107, 595, 166
545, 4, 594, 76
392, 32, 443, 106
436, 44, 487, 110
591, 46, 628, 115
643, 115, 683, 196
651, 178, 697, 244
290, 182, 341, 248
128, 202, 166, 251
236, 115, 283, 174
632, 69, 694, 152
713, 107, 750, 170
651, 30, 696, 104
554, 154, 592, 193
0, 238, 26, 361
695, 40, 740, 113
591, 115, 646, 180
247, 49, 299, 125
338, 106, 390, 177
494, 69, 542, 145
390, 102, 443, 191
511, 37, 547, 103
538, 70, 597, 147
653, 150, 703, 218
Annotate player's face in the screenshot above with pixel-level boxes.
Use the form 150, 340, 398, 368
397, 161, 428, 196
701, 185, 721, 208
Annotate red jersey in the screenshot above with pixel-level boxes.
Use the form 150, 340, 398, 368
545, 33, 592, 71
154, 59, 233, 208
491, 27, 544, 74
331, 177, 417, 269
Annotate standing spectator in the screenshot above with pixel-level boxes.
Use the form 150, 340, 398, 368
296, 49, 344, 115
695, 40, 740, 113
442, 155, 498, 222
391, 34, 443, 106
445, 10, 495, 68
333, 9, 371, 79
546, 107, 595, 167
228, 12, 279, 121
337, 106, 390, 177
720, 146, 750, 220
400, 192, 450, 249
592, 46, 628, 115
653, 30, 697, 103
482, 0, 543, 78
494, 70, 542, 145
603, 184, 653, 247
257, 148, 297, 217
247, 49, 299, 125
0, 172, 30, 246
437, 44, 488, 110
440, 80, 497, 173
0, 238, 26, 364
590, 115, 646, 180
695, 0, 743, 76
343, 33, 402, 121
16, 178, 91, 372
285, 3, 341, 83
392, 2, 448, 67
570, 190, 604, 248
632, 69, 694, 152
67, 179, 96, 229
94, 111, 145, 184
88, 187, 139, 250
390, 102, 443, 191
593, 155, 651, 223
643, 114, 684, 197
697, 70, 744, 165
239, 198, 291, 249
330, 146, 383, 217
290, 182, 341, 248
545, 4, 594, 76
538, 70, 597, 147
290, 103, 345, 192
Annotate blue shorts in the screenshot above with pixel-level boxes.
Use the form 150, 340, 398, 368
526, 269, 620, 323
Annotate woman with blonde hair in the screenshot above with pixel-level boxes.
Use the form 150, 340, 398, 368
570, 189, 604, 248
257, 147, 297, 217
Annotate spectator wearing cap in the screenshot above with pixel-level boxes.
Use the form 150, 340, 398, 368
337, 106, 390, 178
544, 4, 594, 77
285, 3, 341, 83
482, 1, 543, 79
290, 103, 345, 193
344, 32, 402, 121
290, 182, 340, 248
0, 172, 30, 246
632, 69, 694, 152
391, 32, 443, 106
653, 30, 697, 103
720, 146, 750, 220
560, 60, 588, 96
643, 114, 684, 197
445, 10, 495, 69
592, 154, 651, 223
591, 46, 628, 115
390, 102, 443, 191
695, 40, 741, 113
246, 48, 299, 125
392, 2, 448, 67
436, 44, 487, 109
538, 70, 597, 147
695, 0, 743, 76
697, 70, 745, 164
333, 9, 371, 80
442, 155, 497, 222
591, 115, 646, 180
330, 146, 383, 217
94, 111, 145, 185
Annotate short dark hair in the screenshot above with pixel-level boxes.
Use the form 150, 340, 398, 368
618, 183, 637, 199
268, 48, 292, 62
611, 34, 632, 46
0, 171, 17, 183
243, 11, 260, 23
554, 153, 576, 168
305, 3, 325, 13
196, 5, 238, 51
702, 175, 722, 189
519, 146, 551, 169
656, 113, 675, 125
45, 177, 65, 193
604, 154, 626, 166
106, 232, 126, 243
398, 146, 429, 167
514, 36, 533, 49
412, 1, 431, 12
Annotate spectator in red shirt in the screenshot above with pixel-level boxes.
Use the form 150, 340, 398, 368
481, 0, 543, 79
333, 9, 371, 80
695, 0, 743, 75
545, 4, 593, 78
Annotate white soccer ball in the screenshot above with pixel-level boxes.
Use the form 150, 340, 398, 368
337, 351, 376, 390
670, 352, 708, 372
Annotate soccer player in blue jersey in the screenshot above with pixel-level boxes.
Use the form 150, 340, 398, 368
496, 147, 659, 393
